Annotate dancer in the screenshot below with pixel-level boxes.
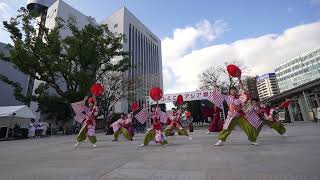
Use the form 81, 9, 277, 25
185, 110, 194, 132
250, 98, 287, 137
213, 83, 261, 146
112, 113, 134, 141
73, 96, 99, 148
137, 106, 168, 147
165, 108, 191, 139
207, 105, 223, 134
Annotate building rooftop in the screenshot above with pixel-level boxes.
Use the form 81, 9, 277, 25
263, 78, 320, 103
275, 47, 320, 69
101, 6, 161, 42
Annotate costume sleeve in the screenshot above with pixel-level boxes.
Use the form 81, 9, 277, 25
236, 90, 248, 105
111, 119, 122, 132
93, 106, 99, 116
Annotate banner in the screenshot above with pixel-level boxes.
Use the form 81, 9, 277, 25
148, 90, 213, 104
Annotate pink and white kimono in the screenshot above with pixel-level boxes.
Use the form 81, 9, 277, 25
72, 99, 99, 144
135, 107, 168, 146
111, 114, 134, 141
211, 89, 260, 143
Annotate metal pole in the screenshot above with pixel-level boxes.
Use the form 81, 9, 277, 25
220, 88, 226, 121
303, 91, 310, 111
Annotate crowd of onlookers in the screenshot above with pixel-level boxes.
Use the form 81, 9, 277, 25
0, 113, 147, 140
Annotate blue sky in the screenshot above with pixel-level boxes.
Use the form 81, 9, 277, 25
0, 0, 320, 93
1, 0, 319, 44
66, 0, 320, 43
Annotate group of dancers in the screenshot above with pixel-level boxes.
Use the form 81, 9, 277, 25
212, 82, 287, 146
71, 77, 287, 148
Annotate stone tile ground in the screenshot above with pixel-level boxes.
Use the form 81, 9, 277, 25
0, 123, 319, 180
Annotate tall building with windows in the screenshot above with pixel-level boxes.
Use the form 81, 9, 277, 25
275, 47, 320, 92
26, 2, 162, 115
0, 43, 34, 106
102, 7, 163, 113
257, 73, 280, 100
27, 0, 93, 120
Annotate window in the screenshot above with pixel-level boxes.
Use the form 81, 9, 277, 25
114, 24, 118, 28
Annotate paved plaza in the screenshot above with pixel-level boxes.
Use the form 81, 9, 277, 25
0, 123, 320, 180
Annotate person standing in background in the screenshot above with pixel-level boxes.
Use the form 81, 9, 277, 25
28, 119, 36, 138
207, 105, 223, 134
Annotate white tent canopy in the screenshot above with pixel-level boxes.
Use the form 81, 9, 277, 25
0, 105, 36, 129
0, 105, 36, 119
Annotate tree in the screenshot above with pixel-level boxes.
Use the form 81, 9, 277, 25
0, 7, 130, 122
198, 60, 248, 92
97, 71, 138, 118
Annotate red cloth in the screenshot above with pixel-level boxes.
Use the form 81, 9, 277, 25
166, 118, 172, 125
208, 107, 223, 132
152, 118, 162, 130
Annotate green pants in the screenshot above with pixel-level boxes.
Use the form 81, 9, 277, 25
257, 120, 286, 135
143, 129, 168, 146
113, 127, 132, 141
164, 126, 188, 137
77, 125, 97, 144
218, 117, 257, 142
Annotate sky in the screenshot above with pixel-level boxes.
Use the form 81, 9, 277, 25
1, 0, 320, 94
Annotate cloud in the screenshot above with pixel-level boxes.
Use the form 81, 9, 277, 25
0, 2, 10, 20
162, 19, 228, 62
161, 19, 229, 93
162, 21, 320, 94
0, 0, 26, 44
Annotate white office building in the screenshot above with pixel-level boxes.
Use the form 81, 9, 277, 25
102, 7, 163, 113
0, 43, 33, 106
275, 47, 320, 92
257, 73, 280, 100
27, 1, 163, 115
27, 0, 93, 120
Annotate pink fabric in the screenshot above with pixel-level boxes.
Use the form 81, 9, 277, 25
208, 89, 225, 109
160, 111, 169, 123
155, 130, 166, 143
245, 108, 263, 129
87, 124, 96, 136
71, 100, 90, 123
223, 95, 239, 129
84, 106, 98, 125
135, 108, 149, 124
111, 119, 122, 132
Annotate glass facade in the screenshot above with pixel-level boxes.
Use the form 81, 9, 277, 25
128, 23, 162, 107
275, 48, 320, 92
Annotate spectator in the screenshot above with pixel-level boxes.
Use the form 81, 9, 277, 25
13, 123, 22, 139
28, 119, 36, 138
35, 121, 43, 138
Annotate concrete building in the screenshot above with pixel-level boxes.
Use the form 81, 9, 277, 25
275, 47, 320, 92
242, 76, 259, 100
256, 73, 280, 100
0, 43, 33, 106
264, 78, 320, 122
27, 0, 93, 120
101, 7, 163, 113
27, 1, 163, 114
